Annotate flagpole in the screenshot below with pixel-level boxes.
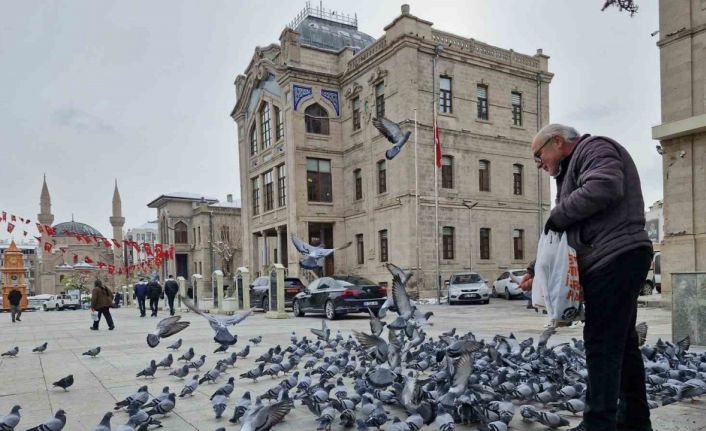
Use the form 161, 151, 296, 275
414, 109, 420, 299
432, 44, 443, 305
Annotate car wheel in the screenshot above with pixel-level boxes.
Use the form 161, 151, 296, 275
325, 301, 337, 320
43, 304, 47, 311
55, 305, 59, 311
262, 297, 270, 312
504, 288, 511, 300
483, 299, 490, 304
449, 300, 455, 306
641, 281, 654, 296
656, 284, 662, 294
293, 300, 304, 317
492, 286, 497, 297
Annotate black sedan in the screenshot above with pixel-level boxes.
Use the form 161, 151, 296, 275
292, 275, 388, 320
246, 276, 306, 311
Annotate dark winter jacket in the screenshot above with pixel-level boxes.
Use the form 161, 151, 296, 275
8, 289, 22, 306
91, 286, 113, 309
134, 282, 148, 299
147, 281, 162, 299
549, 134, 652, 277
164, 279, 179, 297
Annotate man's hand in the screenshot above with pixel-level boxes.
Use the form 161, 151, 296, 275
544, 217, 562, 235
519, 274, 533, 292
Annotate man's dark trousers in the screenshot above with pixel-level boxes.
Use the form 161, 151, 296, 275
137, 297, 146, 317
582, 247, 653, 431
149, 297, 159, 317
166, 294, 176, 316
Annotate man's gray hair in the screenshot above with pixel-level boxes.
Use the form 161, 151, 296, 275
535, 123, 580, 143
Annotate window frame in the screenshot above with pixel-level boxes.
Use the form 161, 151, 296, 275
354, 168, 363, 200
377, 160, 387, 194
439, 76, 452, 114
304, 103, 330, 135
352, 97, 361, 131
251, 177, 260, 215
260, 103, 272, 149
480, 228, 491, 260
479, 159, 491, 192
277, 164, 287, 207
441, 155, 453, 189
356, 233, 364, 265
513, 229, 524, 260
477, 84, 489, 120
379, 229, 388, 263
263, 170, 274, 212
174, 222, 188, 244
442, 226, 455, 260
274, 106, 284, 140
249, 125, 258, 156
513, 164, 523, 196
306, 158, 333, 202
511, 91, 522, 126
375, 82, 385, 119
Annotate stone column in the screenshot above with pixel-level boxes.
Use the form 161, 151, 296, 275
177, 276, 186, 310
127, 284, 134, 306
251, 233, 260, 276
213, 270, 224, 311
261, 230, 268, 274
237, 267, 251, 310
265, 263, 288, 319
276, 226, 284, 265
191, 274, 203, 308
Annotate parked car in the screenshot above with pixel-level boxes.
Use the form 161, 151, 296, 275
293, 275, 387, 320
448, 272, 490, 305
248, 276, 306, 311
28, 294, 53, 310
492, 269, 528, 299
644, 251, 661, 295
43, 293, 81, 311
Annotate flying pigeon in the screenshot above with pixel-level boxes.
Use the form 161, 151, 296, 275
82, 347, 101, 358
33, 342, 48, 353
1, 347, 18, 358
291, 234, 352, 269
52, 375, 74, 391
372, 116, 412, 160
181, 296, 253, 345
239, 395, 293, 431
146, 315, 190, 348
91, 412, 112, 431
0, 405, 21, 430
25, 409, 66, 431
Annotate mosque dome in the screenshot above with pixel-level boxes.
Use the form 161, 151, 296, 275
52, 221, 104, 238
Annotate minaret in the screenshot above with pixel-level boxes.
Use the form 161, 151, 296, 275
110, 180, 126, 276
38, 174, 54, 234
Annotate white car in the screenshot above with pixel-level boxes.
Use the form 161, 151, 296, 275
43, 293, 81, 311
493, 269, 528, 299
643, 252, 661, 295
28, 294, 54, 310
448, 272, 490, 305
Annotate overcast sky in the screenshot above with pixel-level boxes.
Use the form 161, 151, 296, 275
0, 0, 661, 241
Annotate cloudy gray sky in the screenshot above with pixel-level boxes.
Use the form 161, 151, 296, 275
0, 0, 660, 241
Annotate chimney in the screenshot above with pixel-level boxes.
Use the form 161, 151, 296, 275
227, 194, 233, 203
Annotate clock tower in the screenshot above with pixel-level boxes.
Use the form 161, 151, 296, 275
1, 241, 28, 310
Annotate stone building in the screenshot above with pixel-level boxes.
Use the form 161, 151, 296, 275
645, 200, 664, 252
36, 176, 125, 294
232, 4, 552, 295
147, 193, 243, 289
126, 221, 158, 266
651, 1, 706, 302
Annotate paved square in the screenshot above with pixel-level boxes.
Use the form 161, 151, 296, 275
0, 298, 702, 430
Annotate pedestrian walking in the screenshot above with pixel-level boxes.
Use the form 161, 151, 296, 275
134, 277, 148, 317
531, 124, 653, 431
147, 276, 163, 317
164, 274, 179, 316
91, 279, 115, 331
8, 286, 23, 323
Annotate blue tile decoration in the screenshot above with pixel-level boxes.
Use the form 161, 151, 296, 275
321, 89, 340, 116
292, 84, 313, 111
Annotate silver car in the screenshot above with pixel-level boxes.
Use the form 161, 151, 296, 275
448, 272, 490, 305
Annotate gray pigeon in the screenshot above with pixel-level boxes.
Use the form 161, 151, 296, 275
166, 338, 182, 350
156, 353, 173, 368
126, 401, 161, 429
136, 360, 157, 378
239, 396, 293, 431
182, 296, 253, 345
178, 347, 195, 362
146, 393, 176, 416
368, 308, 386, 337
240, 363, 265, 382
52, 375, 74, 391
212, 394, 228, 419
229, 391, 251, 423
146, 315, 190, 348
179, 375, 200, 397
92, 412, 112, 431
169, 365, 190, 379
210, 377, 235, 400
25, 409, 66, 431
0, 405, 21, 430
114, 386, 149, 410
188, 355, 207, 370
114, 416, 140, 431
372, 117, 411, 160
82, 346, 101, 357
291, 234, 352, 270
1, 347, 18, 358
144, 387, 171, 409
32, 342, 48, 353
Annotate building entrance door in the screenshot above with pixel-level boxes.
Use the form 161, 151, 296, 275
308, 222, 334, 276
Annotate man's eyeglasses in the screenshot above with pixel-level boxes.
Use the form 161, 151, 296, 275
534, 136, 554, 163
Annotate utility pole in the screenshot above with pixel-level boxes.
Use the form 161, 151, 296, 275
462, 200, 478, 271
432, 44, 443, 304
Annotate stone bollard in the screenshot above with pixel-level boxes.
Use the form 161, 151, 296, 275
266, 263, 288, 319
213, 270, 224, 312
235, 267, 251, 310
191, 274, 203, 309
127, 284, 134, 306
177, 276, 186, 310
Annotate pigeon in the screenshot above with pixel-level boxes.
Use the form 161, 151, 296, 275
92, 412, 112, 431
311, 320, 331, 342
210, 377, 236, 400
188, 355, 207, 370
156, 353, 173, 368
636, 321, 648, 347
166, 338, 182, 350
239, 396, 293, 431
126, 401, 161, 429
178, 347, 195, 362
114, 416, 140, 431
33, 342, 48, 353
169, 365, 190, 379
52, 375, 74, 391
82, 347, 101, 358
146, 393, 176, 416
181, 296, 252, 345
368, 308, 387, 337
212, 394, 228, 419
248, 336, 262, 345
199, 364, 224, 384
0, 405, 21, 430
229, 391, 252, 423
146, 315, 190, 348
136, 360, 157, 378
372, 116, 412, 160
291, 234, 352, 269
214, 344, 230, 354
114, 386, 149, 410
240, 363, 266, 382
25, 409, 66, 431
1, 347, 18, 358
179, 374, 200, 397
144, 387, 171, 409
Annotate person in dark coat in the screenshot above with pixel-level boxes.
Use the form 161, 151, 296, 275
164, 275, 179, 316
133, 278, 148, 317
147, 276, 163, 317
8, 286, 23, 323
531, 124, 653, 431
91, 279, 115, 330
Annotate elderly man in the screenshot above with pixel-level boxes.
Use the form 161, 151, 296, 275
531, 124, 653, 431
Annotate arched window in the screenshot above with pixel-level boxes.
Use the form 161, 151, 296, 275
305, 103, 330, 135
174, 221, 188, 244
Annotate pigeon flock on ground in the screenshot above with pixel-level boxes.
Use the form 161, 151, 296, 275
1, 261, 705, 431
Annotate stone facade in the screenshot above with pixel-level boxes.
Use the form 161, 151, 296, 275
651, 0, 706, 303
232, 5, 552, 296
147, 193, 243, 293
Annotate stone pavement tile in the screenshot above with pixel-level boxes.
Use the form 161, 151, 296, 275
650, 401, 706, 431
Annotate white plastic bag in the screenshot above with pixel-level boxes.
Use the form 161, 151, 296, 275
533, 231, 583, 325
91, 310, 99, 322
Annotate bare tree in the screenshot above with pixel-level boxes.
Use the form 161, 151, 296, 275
602, 0, 638, 16
213, 240, 237, 279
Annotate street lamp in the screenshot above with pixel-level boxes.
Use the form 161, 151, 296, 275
462, 200, 478, 271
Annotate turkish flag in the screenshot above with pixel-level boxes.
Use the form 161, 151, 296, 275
144, 243, 153, 256
98, 262, 107, 269
155, 243, 164, 258
45, 225, 56, 236
11, 214, 16, 222
75, 235, 83, 242
102, 238, 111, 248
434, 119, 442, 168
108, 264, 115, 274
7, 223, 15, 233
132, 241, 140, 252
73, 254, 78, 263
44, 242, 53, 252
59, 247, 68, 254
83, 235, 92, 244
112, 239, 122, 248
85, 256, 94, 264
